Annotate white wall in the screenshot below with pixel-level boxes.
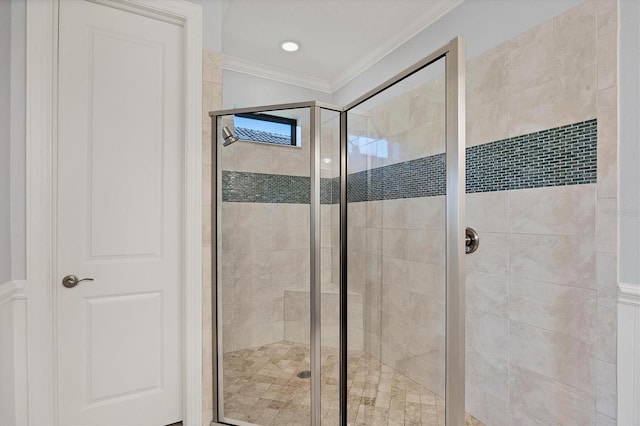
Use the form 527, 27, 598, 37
618, 1, 640, 423
0, 0, 27, 283
619, 0, 640, 287
0, 0, 13, 284
222, 69, 332, 110
188, 0, 222, 52
10, 0, 26, 281
333, 0, 584, 105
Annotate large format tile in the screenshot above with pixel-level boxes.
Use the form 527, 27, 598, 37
466, 382, 508, 426
510, 277, 596, 341
510, 320, 596, 393
466, 347, 509, 401
465, 271, 509, 318
597, 198, 617, 254
553, 2, 597, 77
466, 233, 510, 276
596, 252, 617, 308
596, 360, 617, 419
509, 66, 596, 138
511, 234, 596, 288
466, 191, 509, 234
510, 185, 597, 236
509, 366, 596, 425
597, 30, 617, 91
597, 142, 617, 199
596, 304, 617, 363
466, 309, 509, 362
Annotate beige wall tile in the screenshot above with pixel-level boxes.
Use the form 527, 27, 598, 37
466, 309, 509, 361
466, 271, 509, 317
553, 3, 597, 76
466, 233, 510, 275
467, 191, 510, 233
596, 304, 617, 363
597, 30, 617, 91
596, 0, 617, 35
510, 185, 597, 236
466, 382, 509, 426
467, 44, 509, 106
597, 142, 617, 199
466, 96, 510, 147
466, 347, 509, 401
511, 277, 596, 341
509, 365, 595, 425
511, 234, 596, 288
596, 412, 617, 426
596, 359, 617, 419
508, 407, 550, 425
509, 66, 596, 137
596, 252, 617, 308
597, 198, 617, 253
510, 320, 595, 392
507, 23, 556, 93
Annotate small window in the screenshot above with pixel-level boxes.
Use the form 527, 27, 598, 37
234, 112, 298, 146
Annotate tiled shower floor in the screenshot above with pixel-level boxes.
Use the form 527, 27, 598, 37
221, 341, 484, 426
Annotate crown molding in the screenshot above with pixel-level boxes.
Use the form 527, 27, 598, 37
223, 0, 463, 95
328, 0, 463, 92
619, 282, 640, 307
223, 55, 333, 94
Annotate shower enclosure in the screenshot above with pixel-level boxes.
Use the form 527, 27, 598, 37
210, 38, 468, 426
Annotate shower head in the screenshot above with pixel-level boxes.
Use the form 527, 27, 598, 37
222, 126, 239, 146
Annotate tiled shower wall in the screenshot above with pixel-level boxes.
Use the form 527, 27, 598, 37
218, 118, 312, 354
202, 50, 222, 426
347, 0, 618, 424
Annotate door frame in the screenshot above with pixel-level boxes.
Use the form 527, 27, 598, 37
24, 1, 203, 425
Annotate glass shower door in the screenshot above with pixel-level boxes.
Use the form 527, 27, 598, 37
342, 38, 467, 426
211, 103, 343, 426
214, 106, 313, 425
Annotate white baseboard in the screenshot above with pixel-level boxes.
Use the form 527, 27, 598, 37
0, 280, 28, 426
618, 282, 640, 425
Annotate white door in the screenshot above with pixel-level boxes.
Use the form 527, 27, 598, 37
56, 1, 184, 424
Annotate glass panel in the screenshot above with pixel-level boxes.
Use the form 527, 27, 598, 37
346, 58, 449, 425
319, 108, 342, 425
216, 107, 312, 425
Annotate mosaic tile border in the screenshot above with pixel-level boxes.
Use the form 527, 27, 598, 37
222, 119, 597, 204
222, 172, 337, 204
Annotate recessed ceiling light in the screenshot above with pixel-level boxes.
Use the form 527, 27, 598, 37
281, 41, 299, 52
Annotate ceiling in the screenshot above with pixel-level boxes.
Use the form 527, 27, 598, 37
221, 0, 462, 93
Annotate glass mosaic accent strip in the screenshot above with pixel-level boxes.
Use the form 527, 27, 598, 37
222, 119, 596, 204
346, 154, 446, 202
466, 119, 597, 193
222, 171, 337, 204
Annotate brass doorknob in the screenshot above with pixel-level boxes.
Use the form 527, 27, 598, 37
62, 275, 94, 288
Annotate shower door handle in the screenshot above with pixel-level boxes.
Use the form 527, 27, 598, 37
465, 227, 479, 254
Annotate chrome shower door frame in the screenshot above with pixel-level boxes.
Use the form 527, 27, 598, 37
209, 101, 343, 426
341, 37, 466, 426
209, 36, 465, 425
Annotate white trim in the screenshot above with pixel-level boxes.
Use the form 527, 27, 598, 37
620, 282, 640, 306
223, 55, 332, 94
25, 1, 202, 425
0, 280, 26, 306
222, 0, 462, 94
617, 283, 640, 425
0, 280, 28, 426
329, 0, 463, 92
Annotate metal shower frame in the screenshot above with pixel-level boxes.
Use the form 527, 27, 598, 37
209, 37, 465, 426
